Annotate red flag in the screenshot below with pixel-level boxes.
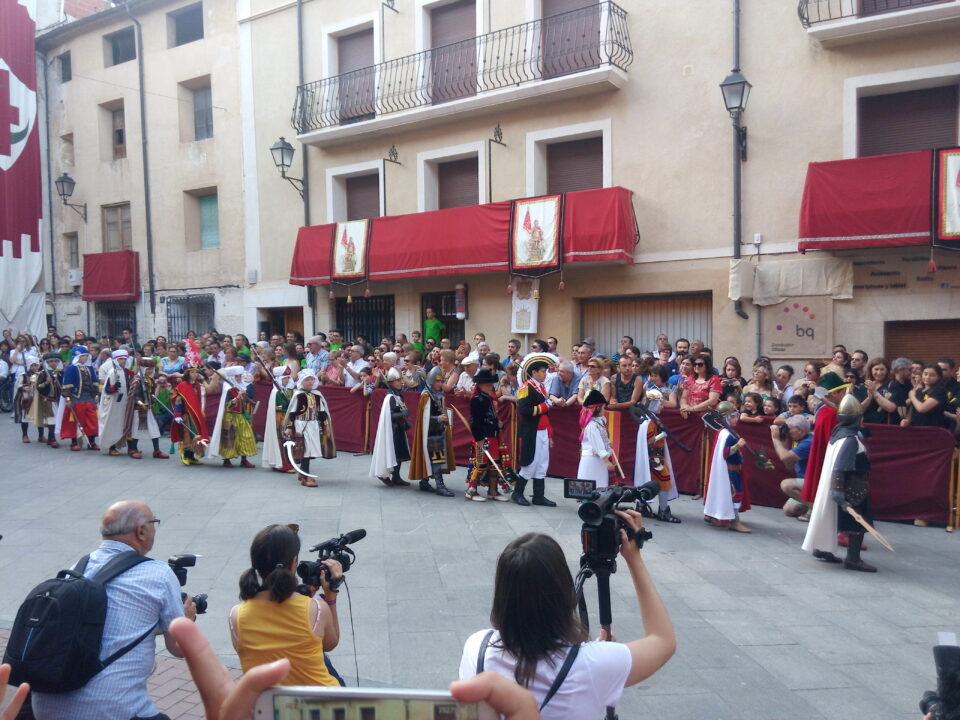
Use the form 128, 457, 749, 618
522, 208, 532, 234
340, 228, 348, 247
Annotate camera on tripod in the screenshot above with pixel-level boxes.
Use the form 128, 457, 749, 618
167, 553, 208, 614
297, 529, 366, 593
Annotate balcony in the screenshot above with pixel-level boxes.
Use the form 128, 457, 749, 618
798, 0, 960, 46
292, 2, 633, 147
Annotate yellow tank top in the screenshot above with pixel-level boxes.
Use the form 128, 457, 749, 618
235, 593, 337, 686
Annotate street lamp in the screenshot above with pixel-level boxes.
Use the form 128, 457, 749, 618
270, 136, 304, 198
720, 70, 750, 161
54, 173, 87, 222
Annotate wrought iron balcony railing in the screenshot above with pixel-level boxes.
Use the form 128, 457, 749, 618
292, 1, 633, 134
798, 0, 950, 27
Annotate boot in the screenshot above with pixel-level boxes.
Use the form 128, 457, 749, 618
48, 435, 59, 449
419, 478, 434, 493
656, 506, 681, 523
222, 459, 234, 468
153, 449, 170, 459
531, 478, 556, 507
511, 476, 531, 506
391, 467, 410, 487
434, 472, 455, 497
240, 458, 255, 468
843, 532, 876, 572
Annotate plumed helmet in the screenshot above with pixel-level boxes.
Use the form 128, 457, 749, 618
716, 400, 737, 417
385, 367, 402, 382
427, 365, 444, 386
836, 393, 863, 426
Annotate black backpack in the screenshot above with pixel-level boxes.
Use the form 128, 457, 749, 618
2, 551, 155, 693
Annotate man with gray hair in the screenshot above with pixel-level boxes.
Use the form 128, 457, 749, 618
769, 416, 814, 519
31, 500, 196, 720
889, 357, 914, 423
547, 360, 579, 407
304, 335, 329, 373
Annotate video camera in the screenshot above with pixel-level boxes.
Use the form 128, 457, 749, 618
920, 636, 960, 720
297, 528, 366, 593
167, 553, 208, 614
564, 479, 657, 573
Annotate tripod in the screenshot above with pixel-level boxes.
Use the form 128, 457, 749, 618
574, 553, 619, 720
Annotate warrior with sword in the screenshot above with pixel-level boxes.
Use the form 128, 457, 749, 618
465, 367, 512, 502
702, 401, 753, 533
631, 388, 682, 523
170, 365, 210, 465
128, 357, 170, 458
283, 371, 336, 487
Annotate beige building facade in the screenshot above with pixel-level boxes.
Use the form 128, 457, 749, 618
38, 0, 960, 365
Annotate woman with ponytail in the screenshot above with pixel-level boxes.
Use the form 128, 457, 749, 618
229, 524, 344, 686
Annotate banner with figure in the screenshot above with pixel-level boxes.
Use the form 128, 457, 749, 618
330, 220, 369, 286
509, 195, 562, 277
933, 146, 960, 250
0, 0, 43, 323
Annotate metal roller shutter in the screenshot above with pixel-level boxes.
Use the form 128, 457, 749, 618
346, 174, 381, 220
431, 0, 476, 104
884, 319, 960, 365
541, 0, 600, 79
337, 28, 375, 123
437, 156, 479, 209
858, 85, 959, 158
581, 293, 713, 357
546, 137, 602, 194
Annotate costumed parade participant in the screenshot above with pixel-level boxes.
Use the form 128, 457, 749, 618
59, 345, 100, 451
465, 368, 511, 502
170, 365, 210, 465
13, 355, 40, 443
283, 371, 336, 487
703, 401, 752, 533
209, 366, 258, 469
262, 365, 297, 474
633, 388, 681, 523
369, 368, 412, 487
128, 358, 169, 458
98, 348, 135, 457
801, 394, 878, 572
32, 352, 63, 447
514, 352, 559, 507
408, 366, 456, 497
576, 389, 615, 486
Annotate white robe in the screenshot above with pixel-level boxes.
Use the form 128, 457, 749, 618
370, 393, 402, 479
261, 385, 286, 469
207, 387, 233, 458
577, 418, 612, 487
285, 390, 330, 460
634, 419, 679, 500
97, 363, 130, 451
703, 429, 736, 521
801, 437, 852, 556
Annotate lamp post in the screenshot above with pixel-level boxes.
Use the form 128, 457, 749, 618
54, 173, 87, 222
270, 136, 304, 199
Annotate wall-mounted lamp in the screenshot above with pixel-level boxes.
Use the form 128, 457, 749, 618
54, 173, 88, 222
270, 137, 305, 199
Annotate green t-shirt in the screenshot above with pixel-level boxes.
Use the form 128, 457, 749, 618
424, 317, 445, 343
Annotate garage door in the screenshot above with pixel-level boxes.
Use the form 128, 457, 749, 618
884, 319, 960, 365
581, 293, 712, 357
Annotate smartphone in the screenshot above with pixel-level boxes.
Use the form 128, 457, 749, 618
254, 686, 498, 720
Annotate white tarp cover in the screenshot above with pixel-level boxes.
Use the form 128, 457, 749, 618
728, 257, 853, 306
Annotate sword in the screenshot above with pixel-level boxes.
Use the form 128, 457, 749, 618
845, 506, 895, 552
483, 447, 508, 483
608, 446, 626, 480
629, 403, 692, 452
155, 396, 207, 444
284, 439, 317, 478
702, 409, 775, 471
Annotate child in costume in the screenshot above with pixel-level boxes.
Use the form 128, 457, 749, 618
209, 366, 258, 468
128, 358, 169, 458
703, 401, 752, 533
633, 388, 681, 523
170, 366, 210, 465
283, 371, 335, 487
577, 389, 615, 487
369, 368, 412, 487
14, 355, 40, 443
514, 352, 559, 507
32, 352, 62, 447
466, 368, 512, 502
408, 366, 456, 497
59, 346, 100, 451
262, 365, 297, 473
98, 348, 135, 457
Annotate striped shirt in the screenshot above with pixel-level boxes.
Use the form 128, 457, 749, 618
32, 541, 184, 720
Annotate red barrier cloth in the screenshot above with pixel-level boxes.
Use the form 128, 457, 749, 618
290, 224, 335, 285
81, 250, 140, 301
563, 187, 637, 264
319, 387, 368, 453
798, 151, 931, 252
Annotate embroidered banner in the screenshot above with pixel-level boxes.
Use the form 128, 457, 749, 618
509, 195, 563, 277
330, 219, 369, 284
933, 146, 960, 250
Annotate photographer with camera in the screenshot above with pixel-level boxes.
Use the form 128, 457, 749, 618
459, 509, 675, 720
770, 415, 813, 519
230, 524, 344, 687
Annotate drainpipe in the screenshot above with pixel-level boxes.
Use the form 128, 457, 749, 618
124, 3, 157, 320
296, 0, 315, 315
40, 50, 57, 317
731, 0, 749, 321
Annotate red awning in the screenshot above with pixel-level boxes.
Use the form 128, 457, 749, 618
798, 151, 931, 252
82, 250, 140, 301
289, 186, 637, 285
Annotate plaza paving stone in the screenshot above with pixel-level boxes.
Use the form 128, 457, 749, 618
0, 417, 957, 719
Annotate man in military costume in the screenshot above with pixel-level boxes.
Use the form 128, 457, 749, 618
128, 358, 169, 458
60, 345, 100, 451
33, 352, 63, 448
802, 394, 877, 572
408, 366, 456, 497
370, 368, 412, 487
466, 368, 511, 502
514, 352, 559, 507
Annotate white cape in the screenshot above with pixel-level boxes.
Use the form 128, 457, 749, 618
370, 394, 400, 479
634, 419, 678, 501
801, 438, 846, 556
206, 388, 232, 458
97, 365, 129, 451
261, 385, 284, 469
703, 429, 736, 521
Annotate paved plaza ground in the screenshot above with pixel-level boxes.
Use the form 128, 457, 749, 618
0, 417, 957, 719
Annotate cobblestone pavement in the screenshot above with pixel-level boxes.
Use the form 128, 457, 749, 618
1, 417, 957, 719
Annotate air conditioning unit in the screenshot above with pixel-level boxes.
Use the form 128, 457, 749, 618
67, 269, 82, 286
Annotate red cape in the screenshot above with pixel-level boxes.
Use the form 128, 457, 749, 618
801, 404, 838, 504
170, 381, 209, 443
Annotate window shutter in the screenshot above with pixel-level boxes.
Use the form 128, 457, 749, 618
199, 195, 219, 249
884, 319, 960, 366
541, 0, 600, 78
337, 29, 375, 122
859, 0, 949, 17
338, 29, 374, 73
546, 137, 603, 194
430, 0, 475, 47
858, 85, 959, 157
346, 174, 381, 220
437, 157, 479, 209
430, 0, 476, 104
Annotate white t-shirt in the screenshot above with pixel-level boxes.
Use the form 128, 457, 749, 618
344, 358, 369, 388
460, 629, 632, 720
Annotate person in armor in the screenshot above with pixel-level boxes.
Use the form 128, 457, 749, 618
369, 368, 412, 487
209, 366, 258, 469
283, 371, 336, 487
466, 368, 512, 502
576, 389, 615, 486
14, 355, 40, 443
514, 353, 559, 507
128, 358, 170, 458
60, 345, 101, 451
98, 348, 135, 457
703, 401, 751, 533
633, 388, 681, 523
408, 366, 456, 497
33, 352, 63, 448
801, 394, 877, 572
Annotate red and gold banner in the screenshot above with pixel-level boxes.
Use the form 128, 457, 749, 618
933, 146, 960, 249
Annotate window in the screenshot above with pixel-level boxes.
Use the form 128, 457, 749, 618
336, 295, 394, 345
346, 174, 381, 220
112, 107, 126, 159
360, 707, 376, 720
430, 0, 477, 105
60, 133, 74, 167
858, 85, 959, 157
96, 302, 137, 339
169, 3, 204, 47
193, 86, 213, 140
166, 294, 215, 339
199, 194, 219, 249
333, 710, 346, 720
437, 157, 479, 209
337, 28, 375, 124
102, 203, 132, 251
546, 136, 602, 194
65, 232, 79, 268
104, 27, 136, 67
58, 52, 72, 82
541, 0, 601, 79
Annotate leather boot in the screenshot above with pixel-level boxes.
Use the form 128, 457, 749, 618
391, 466, 410, 487
843, 532, 876, 572
511, 476, 531, 506
434, 472, 455, 497
419, 478, 433, 492
531, 478, 556, 507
